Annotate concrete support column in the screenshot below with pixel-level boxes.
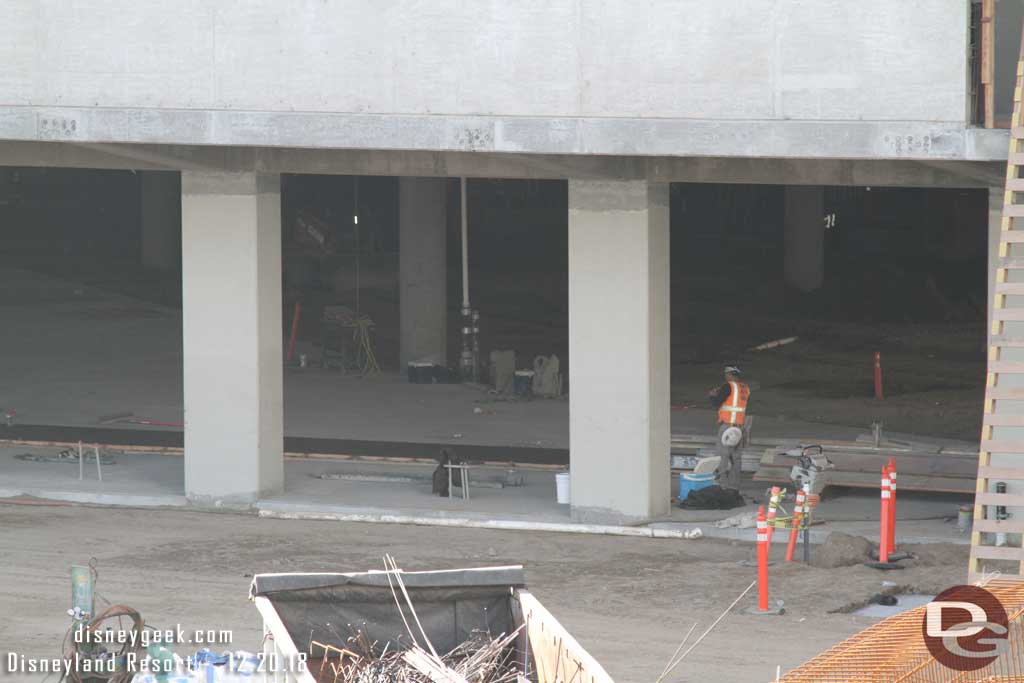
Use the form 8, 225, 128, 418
568, 180, 670, 524
399, 177, 447, 367
140, 171, 182, 270
181, 172, 283, 503
783, 186, 825, 292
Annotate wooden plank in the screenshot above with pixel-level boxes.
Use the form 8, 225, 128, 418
969, 571, 1024, 584
995, 284, 1024, 297
974, 519, 1024, 534
988, 360, 1024, 372
976, 492, 1024, 507
518, 591, 614, 683
985, 386, 1024, 399
989, 335, 1024, 346
1001, 230, 1024, 242
984, 414, 1024, 426
971, 545, 1024, 562
979, 465, 1024, 480
1007, 177, 1024, 192
1009, 152, 1024, 165
998, 258, 1024, 269
1003, 204, 1024, 217
980, 440, 1024, 453
991, 310, 1024, 322
753, 466, 975, 494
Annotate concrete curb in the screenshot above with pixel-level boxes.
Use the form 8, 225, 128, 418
256, 506, 702, 539
0, 487, 188, 508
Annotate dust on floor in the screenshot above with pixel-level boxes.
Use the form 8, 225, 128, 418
0, 503, 970, 683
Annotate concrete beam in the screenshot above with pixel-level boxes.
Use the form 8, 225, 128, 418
568, 179, 670, 524
0, 140, 1007, 188
399, 178, 448, 367
0, 106, 1010, 161
181, 171, 283, 504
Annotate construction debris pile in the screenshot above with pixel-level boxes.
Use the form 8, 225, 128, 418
310, 626, 523, 683
307, 556, 525, 683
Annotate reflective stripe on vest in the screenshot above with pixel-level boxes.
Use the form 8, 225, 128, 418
718, 381, 749, 425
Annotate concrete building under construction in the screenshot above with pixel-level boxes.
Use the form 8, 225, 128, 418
2, 0, 1023, 539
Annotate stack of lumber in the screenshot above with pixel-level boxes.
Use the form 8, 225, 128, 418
671, 432, 978, 494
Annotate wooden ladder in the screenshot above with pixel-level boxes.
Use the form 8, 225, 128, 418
971, 51, 1024, 583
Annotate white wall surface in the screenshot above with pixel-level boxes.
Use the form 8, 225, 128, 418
4, 0, 967, 122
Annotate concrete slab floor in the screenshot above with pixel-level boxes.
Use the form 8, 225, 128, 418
0, 266, 975, 451
0, 446, 974, 546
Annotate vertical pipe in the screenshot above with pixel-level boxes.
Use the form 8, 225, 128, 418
353, 177, 360, 317
785, 488, 805, 562
460, 177, 469, 310
874, 352, 884, 400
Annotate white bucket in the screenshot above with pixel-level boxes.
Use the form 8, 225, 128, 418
555, 471, 571, 504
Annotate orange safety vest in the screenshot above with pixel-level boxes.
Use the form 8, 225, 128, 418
718, 381, 750, 425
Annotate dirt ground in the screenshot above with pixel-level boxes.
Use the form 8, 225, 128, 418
0, 502, 971, 683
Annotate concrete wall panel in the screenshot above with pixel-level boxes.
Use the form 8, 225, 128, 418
5, 0, 967, 124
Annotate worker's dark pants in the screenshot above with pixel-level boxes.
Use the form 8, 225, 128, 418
715, 423, 743, 490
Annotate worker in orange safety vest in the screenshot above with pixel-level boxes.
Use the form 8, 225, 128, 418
707, 366, 750, 490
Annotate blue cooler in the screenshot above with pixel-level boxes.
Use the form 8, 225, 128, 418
678, 472, 715, 500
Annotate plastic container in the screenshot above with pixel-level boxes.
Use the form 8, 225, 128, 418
555, 471, 570, 504
513, 370, 535, 397
678, 472, 715, 501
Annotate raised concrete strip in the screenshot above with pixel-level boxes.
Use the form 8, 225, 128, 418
255, 501, 699, 539
0, 488, 969, 546
0, 488, 188, 508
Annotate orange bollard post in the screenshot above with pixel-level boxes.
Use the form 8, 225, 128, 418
887, 458, 897, 554
874, 351, 884, 399
879, 465, 891, 564
784, 487, 806, 562
766, 486, 781, 544
757, 505, 769, 612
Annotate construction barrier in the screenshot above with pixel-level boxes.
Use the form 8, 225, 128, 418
756, 506, 769, 612
784, 486, 808, 563
887, 458, 897, 555
879, 465, 891, 564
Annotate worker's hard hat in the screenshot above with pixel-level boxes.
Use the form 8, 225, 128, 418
724, 366, 742, 376
721, 426, 743, 447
